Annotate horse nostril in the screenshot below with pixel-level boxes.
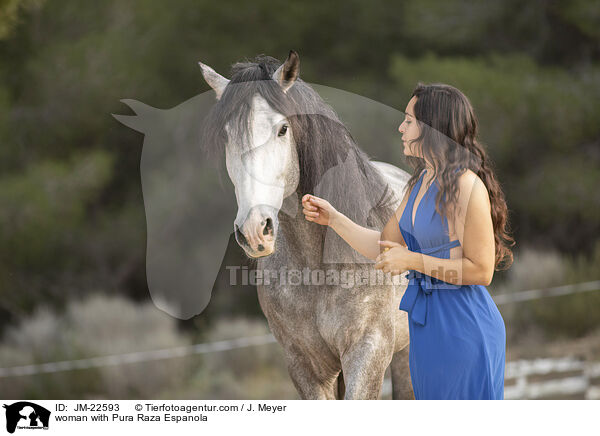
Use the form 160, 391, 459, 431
263, 217, 273, 236
234, 224, 249, 246
257, 244, 264, 251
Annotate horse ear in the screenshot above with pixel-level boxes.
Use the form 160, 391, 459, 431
272, 50, 300, 93
198, 61, 230, 100
112, 99, 157, 133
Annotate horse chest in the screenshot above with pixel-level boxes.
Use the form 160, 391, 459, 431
256, 281, 319, 317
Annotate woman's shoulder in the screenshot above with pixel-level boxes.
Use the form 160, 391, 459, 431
457, 168, 483, 189
456, 168, 491, 211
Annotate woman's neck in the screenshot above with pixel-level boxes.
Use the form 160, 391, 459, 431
422, 165, 436, 187
423, 161, 435, 173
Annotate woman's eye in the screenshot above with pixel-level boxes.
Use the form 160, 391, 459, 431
278, 125, 288, 137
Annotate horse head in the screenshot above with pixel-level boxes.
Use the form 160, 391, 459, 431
199, 51, 301, 258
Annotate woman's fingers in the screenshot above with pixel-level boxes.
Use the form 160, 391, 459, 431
306, 195, 324, 207
302, 194, 329, 212
303, 205, 319, 214
378, 240, 400, 249
302, 196, 318, 211
302, 201, 320, 221
309, 196, 325, 207
302, 195, 331, 225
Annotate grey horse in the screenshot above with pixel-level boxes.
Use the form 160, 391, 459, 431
199, 51, 414, 399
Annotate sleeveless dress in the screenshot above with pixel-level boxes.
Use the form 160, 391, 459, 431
398, 169, 506, 400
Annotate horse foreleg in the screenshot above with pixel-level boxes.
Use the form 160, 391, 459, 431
341, 338, 392, 400
284, 350, 339, 400
390, 345, 415, 399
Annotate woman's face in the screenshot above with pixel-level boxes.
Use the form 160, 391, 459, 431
398, 96, 421, 157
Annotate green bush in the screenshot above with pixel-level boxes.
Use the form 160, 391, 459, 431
528, 240, 600, 338
494, 242, 600, 343
0, 293, 194, 399
164, 316, 298, 400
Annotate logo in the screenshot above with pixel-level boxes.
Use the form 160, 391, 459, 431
3, 402, 50, 434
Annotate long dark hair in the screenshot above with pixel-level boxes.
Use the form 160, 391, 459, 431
404, 83, 515, 270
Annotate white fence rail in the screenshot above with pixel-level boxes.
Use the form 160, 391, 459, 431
379, 357, 600, 399
504, 357, 600, 400
493, 280, 600, 305
1, 279, 599, 400
0, 334, 277, 378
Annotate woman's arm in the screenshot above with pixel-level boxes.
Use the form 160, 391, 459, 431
302, 189, 410, 262
408, 253, 492, 286
302, 194, 381, 260
328, 211, 382, 261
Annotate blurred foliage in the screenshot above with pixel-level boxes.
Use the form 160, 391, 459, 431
0, 0, 598, 344
0, 150, 112, 318
0, 300, 296, 399
182, 316, 297, 400
0, 0, 44, 39
0, 293, 194, 398
495, 240, 600, 343
529, 240, 600, 338
399, 0, 600, 63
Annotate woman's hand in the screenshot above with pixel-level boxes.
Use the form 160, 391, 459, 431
374, 240, 415, 275
302, 194, 338, 226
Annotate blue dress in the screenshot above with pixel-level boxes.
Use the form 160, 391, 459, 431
398, 169, 506, 400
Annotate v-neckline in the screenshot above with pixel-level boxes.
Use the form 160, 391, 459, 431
411, 169, 435, 228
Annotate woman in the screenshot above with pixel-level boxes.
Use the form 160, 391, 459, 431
301, 83, 515, 400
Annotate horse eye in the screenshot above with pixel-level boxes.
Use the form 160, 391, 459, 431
278, 125, 288, 137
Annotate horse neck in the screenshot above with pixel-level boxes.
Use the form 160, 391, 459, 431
276, 187, 326, 266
